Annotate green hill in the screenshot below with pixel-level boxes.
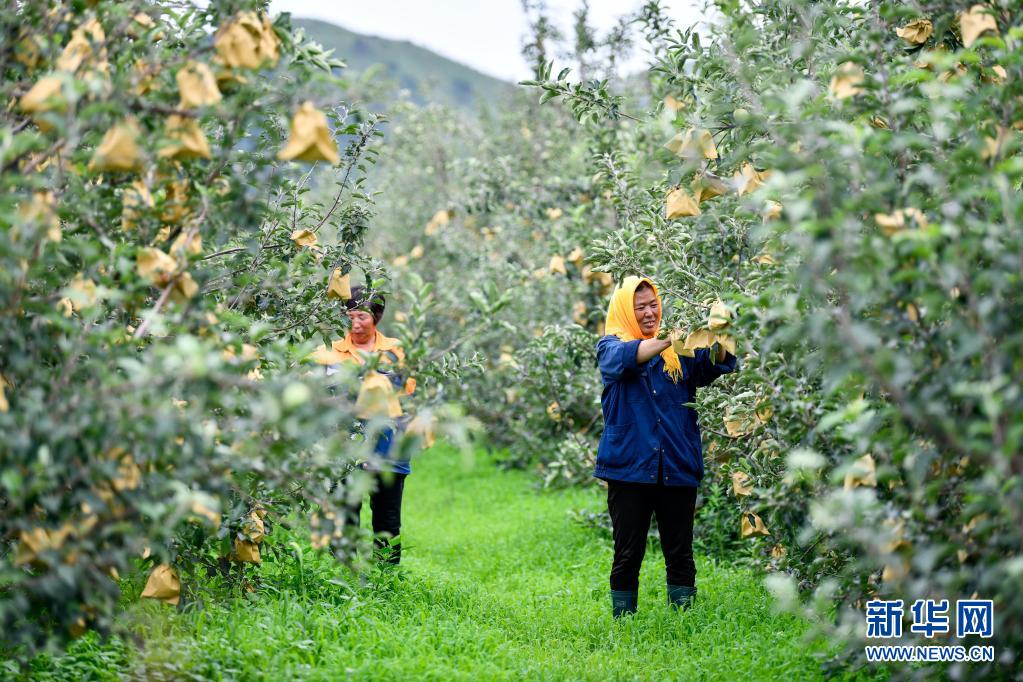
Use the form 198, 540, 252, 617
293, 18, 515, 111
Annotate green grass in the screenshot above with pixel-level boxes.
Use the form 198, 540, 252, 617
28, 445, 873, 680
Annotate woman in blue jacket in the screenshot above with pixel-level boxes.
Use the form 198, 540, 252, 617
596, 276, 736, 618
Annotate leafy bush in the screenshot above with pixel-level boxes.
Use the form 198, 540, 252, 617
364, 99, 611, 480
0, 0, 438, 659
360, 0, 1023, 673
519, 0, 1022, 673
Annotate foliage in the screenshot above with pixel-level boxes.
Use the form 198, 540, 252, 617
3, 0, 1021, 676
0, 0, 459, 660
518, 0, 1023, 674
355, 0, 1022, 674
364, 98, 599, 478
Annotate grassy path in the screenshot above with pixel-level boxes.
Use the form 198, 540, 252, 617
34, 445, 850, 680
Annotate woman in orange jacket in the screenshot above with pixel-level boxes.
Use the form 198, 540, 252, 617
312, 286, 415, 564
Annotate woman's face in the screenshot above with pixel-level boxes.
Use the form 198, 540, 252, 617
633, 286, 660, 337
347, 309, 376, 340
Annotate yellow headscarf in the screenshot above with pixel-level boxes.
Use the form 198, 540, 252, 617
603, 275, 683, 383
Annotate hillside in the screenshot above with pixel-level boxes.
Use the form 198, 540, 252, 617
293, 18, 515, 111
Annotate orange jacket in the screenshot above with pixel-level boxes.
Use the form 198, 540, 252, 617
311, 332, 416, 417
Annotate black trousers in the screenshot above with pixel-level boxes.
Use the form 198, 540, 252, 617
346, 471, 407, 564
606, 479, 697, 591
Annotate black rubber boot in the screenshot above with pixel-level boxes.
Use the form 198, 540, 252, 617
667, 583, 697, 611
611, 589, 638, 618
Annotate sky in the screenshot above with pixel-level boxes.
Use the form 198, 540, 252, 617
268, 0, 707, 82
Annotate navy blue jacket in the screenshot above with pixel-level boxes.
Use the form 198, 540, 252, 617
594, 335, 737, 487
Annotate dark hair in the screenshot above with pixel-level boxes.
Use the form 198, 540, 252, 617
635, 280, 654, 294
345, 285, 386, 325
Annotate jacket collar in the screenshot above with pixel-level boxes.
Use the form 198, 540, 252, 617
332, 331, 400, 363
